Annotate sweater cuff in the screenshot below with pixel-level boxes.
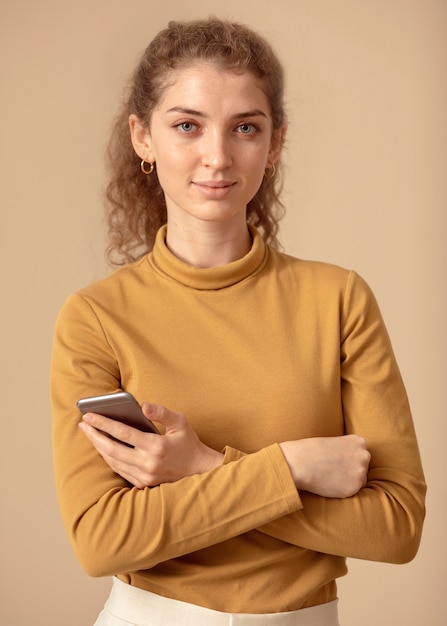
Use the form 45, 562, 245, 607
221, 446, 246, 463
222, 444, 301, 512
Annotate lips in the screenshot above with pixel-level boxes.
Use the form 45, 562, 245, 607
192, 180, 236, 199
194, 180, 235, 188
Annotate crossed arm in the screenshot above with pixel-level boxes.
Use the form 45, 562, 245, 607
78, 400, 425, 566
79, 402, 370, 498
52, 273, 426, 576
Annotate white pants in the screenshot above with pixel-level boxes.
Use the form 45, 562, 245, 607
94, 577, 340, 625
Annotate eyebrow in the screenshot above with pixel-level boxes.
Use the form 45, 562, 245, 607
165, 107, 268, 119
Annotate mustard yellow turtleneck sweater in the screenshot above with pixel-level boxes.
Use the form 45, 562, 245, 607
51, 225, 425, 613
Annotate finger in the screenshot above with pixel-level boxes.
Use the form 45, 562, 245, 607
81, 412, 149, 448
117, 472, 147, 489
141, 403, 186, 432
78, 419, 108, 445
79, 425, 139, 477
100, 447, 160, 489
79, 421, 160, 488
79, 420, 131, 456
79, 421, 140, 472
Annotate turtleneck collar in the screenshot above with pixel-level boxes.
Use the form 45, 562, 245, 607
148, 224, 268, 290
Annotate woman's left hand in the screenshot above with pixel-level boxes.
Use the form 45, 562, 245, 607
78, 402, 224, 488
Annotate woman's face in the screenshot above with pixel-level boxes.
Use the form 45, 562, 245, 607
130, 63, 284, 228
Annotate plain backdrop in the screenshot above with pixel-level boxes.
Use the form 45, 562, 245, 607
1, 1, 445, 624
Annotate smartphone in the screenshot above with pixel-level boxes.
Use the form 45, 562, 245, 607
77, 391, 159, 434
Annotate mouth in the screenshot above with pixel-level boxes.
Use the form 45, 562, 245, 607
192, 180, 236, 198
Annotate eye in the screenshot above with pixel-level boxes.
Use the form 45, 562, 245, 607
236, 123, 258, 135
176, 122, 198, 133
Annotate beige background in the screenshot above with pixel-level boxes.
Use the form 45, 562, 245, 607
1, 1, 445, 624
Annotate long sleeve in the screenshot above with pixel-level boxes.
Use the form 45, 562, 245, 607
226, 271, 426, 563
51, 293, 301, 577
50, 230, 426, 613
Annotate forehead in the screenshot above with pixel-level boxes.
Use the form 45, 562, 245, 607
155, 62, 271, 114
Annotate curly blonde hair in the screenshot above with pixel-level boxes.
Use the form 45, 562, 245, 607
105, 18, 287, 265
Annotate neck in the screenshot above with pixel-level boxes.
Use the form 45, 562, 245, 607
165, 218, 252, 268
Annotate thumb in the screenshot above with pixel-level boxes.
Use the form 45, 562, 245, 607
141, 402, 185, 433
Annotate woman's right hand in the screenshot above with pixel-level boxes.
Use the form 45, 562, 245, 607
79, 403, 224, 488
279, 435, 370, 498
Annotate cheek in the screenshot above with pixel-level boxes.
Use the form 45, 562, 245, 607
152, 149, 182, 189
154, 145, 189, 174
248, 156, 270, 196
245, 156, 268, 187
243, 142, 270, 173
155, 169, 175, 200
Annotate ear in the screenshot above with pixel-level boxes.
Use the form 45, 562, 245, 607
129, 114, 155, 162
268, 124, 287, 165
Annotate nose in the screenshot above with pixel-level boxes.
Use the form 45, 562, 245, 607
200, 128, 232, 170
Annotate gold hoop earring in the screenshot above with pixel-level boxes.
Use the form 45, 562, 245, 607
141, 160, 155, 175
264, 162, 276, 179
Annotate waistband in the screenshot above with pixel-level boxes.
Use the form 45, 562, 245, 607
100, 577, 340, 625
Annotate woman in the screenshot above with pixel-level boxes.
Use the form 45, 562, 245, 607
51, 18, 426, 625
